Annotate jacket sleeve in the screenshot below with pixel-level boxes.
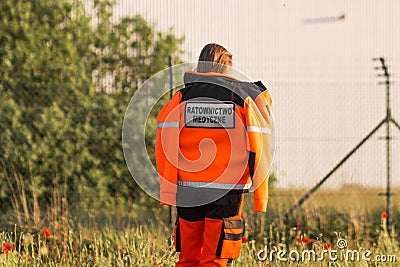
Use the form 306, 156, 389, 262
244, 90, 273, 212
155, 92, 182, 206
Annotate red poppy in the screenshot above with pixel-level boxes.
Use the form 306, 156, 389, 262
323, 243, 332, 250
152, 232, 157, 237
381, 211, 389, 219
242, 237, 248, 243
42, 229, 51, 238
294, 221, 301, 227
296, 237, 311, 244
152, 259, 157, 265
2, 243, 13, 254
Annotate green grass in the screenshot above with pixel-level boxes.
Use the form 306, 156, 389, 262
1, 188, 399, 266
0, 221, 398, 266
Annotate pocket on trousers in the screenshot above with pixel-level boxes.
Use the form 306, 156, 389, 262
216, 218, 244, 259
173, 219, 181, 252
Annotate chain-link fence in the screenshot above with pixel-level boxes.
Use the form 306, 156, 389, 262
1, 0, 399, 230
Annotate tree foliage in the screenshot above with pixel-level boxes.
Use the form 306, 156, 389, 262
0, 0, 183, 227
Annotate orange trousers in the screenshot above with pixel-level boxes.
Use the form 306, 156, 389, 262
174, 191, 244, 267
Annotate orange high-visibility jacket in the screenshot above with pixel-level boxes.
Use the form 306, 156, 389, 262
155, 71, 272, 212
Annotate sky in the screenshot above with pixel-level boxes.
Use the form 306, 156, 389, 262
112, 0, 400, 189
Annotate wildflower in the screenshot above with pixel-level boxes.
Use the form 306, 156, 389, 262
241, 237, 248, 243
152, 259, 157, 265
294, 221, 301, 227
296, 237, 311, 244
25, 255, 31, 259
42, 229, 51, 238
152, 232, 157, 237
2, 243, 14, 254
381, 211, 389, 219
323, 243, 332, 250
116, 245, 122, 250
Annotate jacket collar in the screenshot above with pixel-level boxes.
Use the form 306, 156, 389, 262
183, 71, 240, 85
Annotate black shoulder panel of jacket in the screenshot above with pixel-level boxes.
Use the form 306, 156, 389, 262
254, 80, 267, 92
180, 72, 266, 107
234, 80, 266, 101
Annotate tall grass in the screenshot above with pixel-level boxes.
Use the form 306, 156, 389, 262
1, 219, 398, 266
1, 187, 399, 266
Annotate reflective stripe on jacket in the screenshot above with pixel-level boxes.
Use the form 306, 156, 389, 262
155, 71, 272, 212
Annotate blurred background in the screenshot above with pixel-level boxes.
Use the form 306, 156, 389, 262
116, 0, 400, 189
1, 0, 399, 247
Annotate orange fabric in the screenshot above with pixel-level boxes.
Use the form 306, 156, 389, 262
178, 105, 249, 185
244, 95, 272, 212
156, 92, 183, 205
175, 195, 244, 266
223, 228, 243, 235
254, 91, 273, 122
156, 72, 273, 212
176, 218, 236, 267
200, 218, 230, 266
219, 239, 242, 259
200, 198, 244, 265
176, 218, 204, 267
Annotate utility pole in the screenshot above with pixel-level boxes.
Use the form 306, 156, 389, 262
374, 57, 392, 228
284, 57, 399, 226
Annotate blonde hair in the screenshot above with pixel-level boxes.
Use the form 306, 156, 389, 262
196, 43, 232, 74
